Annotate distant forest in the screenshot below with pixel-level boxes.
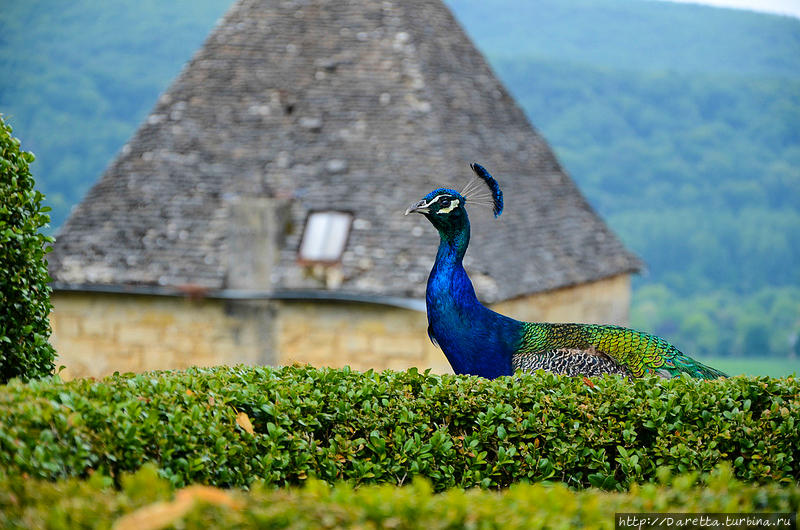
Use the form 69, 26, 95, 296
445, 0, 800, 359
1, 0, 798, 357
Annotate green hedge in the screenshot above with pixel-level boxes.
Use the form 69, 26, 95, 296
0, 115, 56, 384
0, 366, 798, 490
1, 464, 798, 529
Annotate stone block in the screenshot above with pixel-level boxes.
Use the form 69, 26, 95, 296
117, 324, 163, 345
341, 333, 370, 352
81, 315, 116, 338
372, 335, 423, 358
51, 313, 82, 337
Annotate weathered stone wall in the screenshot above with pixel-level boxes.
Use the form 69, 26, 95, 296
50, 292, 274, 379
275, 300, 450, 374
50, 273, 630, 379
492, 273, 631, 326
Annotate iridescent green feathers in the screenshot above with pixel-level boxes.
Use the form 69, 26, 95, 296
520, 322, 727, 379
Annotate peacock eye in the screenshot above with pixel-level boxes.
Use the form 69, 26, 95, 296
439, 197, 451, 208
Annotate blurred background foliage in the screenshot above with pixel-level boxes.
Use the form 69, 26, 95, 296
1, 0, 797, 370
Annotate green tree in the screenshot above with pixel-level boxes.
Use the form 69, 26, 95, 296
0, 116, 56, 383
742, 322, 772, 357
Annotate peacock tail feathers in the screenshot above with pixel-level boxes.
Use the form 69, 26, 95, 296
519, 322, 727, 379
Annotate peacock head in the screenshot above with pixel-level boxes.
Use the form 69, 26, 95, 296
404, 162, 503, 233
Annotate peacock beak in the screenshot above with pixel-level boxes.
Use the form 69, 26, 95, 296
404, 199, 430, 215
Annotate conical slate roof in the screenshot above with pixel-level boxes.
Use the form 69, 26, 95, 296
49, 0, 641, 303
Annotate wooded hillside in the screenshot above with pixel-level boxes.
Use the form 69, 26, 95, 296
1, 0, 798, 362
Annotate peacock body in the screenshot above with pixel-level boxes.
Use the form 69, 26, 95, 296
406, 163, 726, 380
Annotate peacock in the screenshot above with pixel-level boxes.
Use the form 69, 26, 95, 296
405, 162, 727, 380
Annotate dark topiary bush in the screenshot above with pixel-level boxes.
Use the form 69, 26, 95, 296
0, 115, 56, 383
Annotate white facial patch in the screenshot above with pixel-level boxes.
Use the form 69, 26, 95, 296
438, 198, 460, 214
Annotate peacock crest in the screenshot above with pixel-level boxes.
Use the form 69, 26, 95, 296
462, 162, 503, 218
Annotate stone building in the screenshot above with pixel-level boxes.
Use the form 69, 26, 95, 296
48, 0, 641, 379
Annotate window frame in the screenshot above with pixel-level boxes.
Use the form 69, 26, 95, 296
296, 209, 354, 265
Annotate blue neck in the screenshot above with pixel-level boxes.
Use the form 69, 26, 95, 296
425, 215, 522, 378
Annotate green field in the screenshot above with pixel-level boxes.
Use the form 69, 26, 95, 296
697, 357, 800, 378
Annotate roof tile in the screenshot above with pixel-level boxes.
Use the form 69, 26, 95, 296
49, 0, 642, 303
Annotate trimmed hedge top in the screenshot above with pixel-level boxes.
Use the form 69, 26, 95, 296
1, 365, 798, 490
